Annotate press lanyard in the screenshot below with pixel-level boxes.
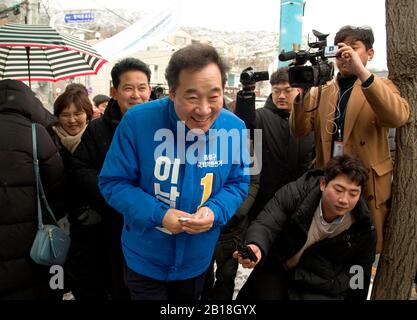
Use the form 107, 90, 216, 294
333, 90, 346, 157
335, 90, 348, 142
337, 128, 342, 141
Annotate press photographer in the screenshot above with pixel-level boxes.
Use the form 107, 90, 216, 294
234, 67, 313, 223
289, 25, 410, 254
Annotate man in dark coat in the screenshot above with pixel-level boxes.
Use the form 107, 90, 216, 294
246, 67, 314, 222
0, 79, 65, 299
236, 155, 376, 300
71, 57, 152, 299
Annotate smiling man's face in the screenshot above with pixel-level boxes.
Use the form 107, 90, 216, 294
169, 63, 224, 133
111, 70, 151, 114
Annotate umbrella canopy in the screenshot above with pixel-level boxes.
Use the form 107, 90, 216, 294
0, 23, 107, 82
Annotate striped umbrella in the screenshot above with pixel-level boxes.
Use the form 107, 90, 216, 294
0, 23, 107, 83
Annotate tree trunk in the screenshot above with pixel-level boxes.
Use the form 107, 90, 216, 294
371, 0, 417, 299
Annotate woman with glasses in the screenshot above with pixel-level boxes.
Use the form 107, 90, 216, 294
49, 86, 94, 230
50, 86, 103, 299
52, 86, 92, 159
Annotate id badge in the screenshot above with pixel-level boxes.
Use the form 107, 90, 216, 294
333, 140, 344, 157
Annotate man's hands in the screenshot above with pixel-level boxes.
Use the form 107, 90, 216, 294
162, 208, 190, 234
161, 207, 214, 235
233, 243, 262, 269
179, 206, 214, 234
336, 42, 372, 82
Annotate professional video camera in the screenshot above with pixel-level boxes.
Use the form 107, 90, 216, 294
234, 67, 269, 132
279, 29, 337, 88
239, 67, 269, 87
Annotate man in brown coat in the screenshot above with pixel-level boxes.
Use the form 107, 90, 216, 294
289, 25, 410, 253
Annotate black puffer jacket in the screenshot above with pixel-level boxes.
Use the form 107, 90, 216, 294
70, 99, 128, 299
246, 170, 376, 300
247, 95, 313, 221
0, 80, 65, 299
71, 98, 122, 220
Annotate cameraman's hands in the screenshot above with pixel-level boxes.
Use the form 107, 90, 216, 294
337, 42, 372, 82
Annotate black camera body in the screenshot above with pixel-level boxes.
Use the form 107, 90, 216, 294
233, 236, 258, 262
234, 67, 269, 133
279, 30, 336, 88
239, 67, 269, 86
235, 67, 269, 132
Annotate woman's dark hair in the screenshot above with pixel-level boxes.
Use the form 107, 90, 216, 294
324, 154, 369, 190
111, 58, 151, 89
165, 43, 229, 92
53, 89, 93, 121
65, 83, 89, 95
334, 25, 374, 50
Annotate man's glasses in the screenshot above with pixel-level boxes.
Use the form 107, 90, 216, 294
272, 87, 294, 96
